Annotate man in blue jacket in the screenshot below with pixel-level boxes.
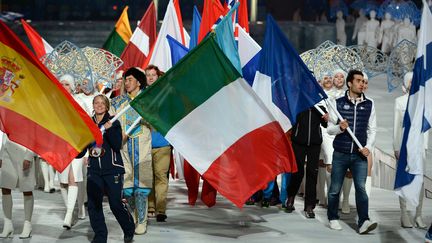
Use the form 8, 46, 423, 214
326, 70, 377, 234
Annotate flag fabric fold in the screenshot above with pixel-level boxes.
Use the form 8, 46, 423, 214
253, 15, 327, 132
189, 5, 202, 49
238, 26, 261, 86
198, 0, 226, 43
103, 6, 133, 57
237, 0, 250, 33
0, 21, 102, 172
20, 19, 53, 60
214, 2, 242, 75
120, 1, 157, 70
167, 35, 189, 65
395, 1, 432, 206
130, 35, 296, 207
145, 0, 187, 72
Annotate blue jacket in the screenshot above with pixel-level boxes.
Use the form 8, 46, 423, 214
333, 92, 373, 154
86, 113, 125, 176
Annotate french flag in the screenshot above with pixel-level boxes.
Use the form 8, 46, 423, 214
252, 15, 327, 132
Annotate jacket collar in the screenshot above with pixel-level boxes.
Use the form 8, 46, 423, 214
92, 112, 111, 125
344, 90, 366, 104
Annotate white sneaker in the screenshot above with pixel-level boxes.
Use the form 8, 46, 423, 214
329, 220, 342, 230
359, 220, 377, 234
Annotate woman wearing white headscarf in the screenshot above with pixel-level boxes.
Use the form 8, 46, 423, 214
58, 74, 90, 229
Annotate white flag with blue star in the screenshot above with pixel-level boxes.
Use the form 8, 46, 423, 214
395, 0, 432, 206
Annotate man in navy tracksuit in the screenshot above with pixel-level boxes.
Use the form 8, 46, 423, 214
326, 70, 377, 234
85, 95, 135, 243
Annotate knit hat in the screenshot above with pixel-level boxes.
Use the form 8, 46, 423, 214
319, 71, 333, 82
362, 72, 369, 81
59, 74, 76, 91
332, 69, 347, 78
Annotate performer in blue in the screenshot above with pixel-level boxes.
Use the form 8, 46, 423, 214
111, 67, 153, 235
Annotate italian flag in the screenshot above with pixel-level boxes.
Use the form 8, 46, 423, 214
103, 6, 133, 57
130, 35, 296, 207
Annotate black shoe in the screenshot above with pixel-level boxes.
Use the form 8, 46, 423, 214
284, 196, 295, 213
305, 208, 315, 218
49, 188, 55, 193
124, 233, 134, 243
245, 197, 255, 205
285, 204, 295, 213
269, 197, 281, 206
260, 199, 270, 208
156, 214, 167, 222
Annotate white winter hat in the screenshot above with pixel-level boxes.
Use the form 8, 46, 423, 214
59, 74, 76, 91
362, 72, 369, 81
332, 69, 347, 78
403, 72, 413, 89
319, 71, 333, 82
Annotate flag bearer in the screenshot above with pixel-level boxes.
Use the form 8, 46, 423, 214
111, 67, 153, 235
85, 94, 135, 243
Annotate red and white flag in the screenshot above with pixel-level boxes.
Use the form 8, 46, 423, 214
20, 19, 53, 59
144, 0, 187, 72
120, 1, 157, 70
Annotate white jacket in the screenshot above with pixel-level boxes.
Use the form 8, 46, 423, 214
393, 94, 428, 152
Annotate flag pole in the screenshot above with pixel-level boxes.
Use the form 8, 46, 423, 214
100, 104, 131, 133
99, 86, 106, 94
324, 99, 364, 149
125, 117, 142, 135
314, 104, 326, 116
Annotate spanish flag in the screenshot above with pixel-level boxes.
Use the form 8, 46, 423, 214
0, 20, 102, 172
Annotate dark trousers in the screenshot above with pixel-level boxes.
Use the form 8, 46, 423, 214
87, 173, 135, 243
287, 142, 321, 210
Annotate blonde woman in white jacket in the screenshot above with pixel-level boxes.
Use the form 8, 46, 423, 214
58, 74, 89, 229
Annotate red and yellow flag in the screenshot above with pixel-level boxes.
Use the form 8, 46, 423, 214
0, 20, 102, 172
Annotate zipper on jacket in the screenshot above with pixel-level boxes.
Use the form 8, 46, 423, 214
98, 157, 102, 170
307, 109, 311, 146
111, 149, 124, 168
295, 123, 300, 137
351, 102, 358, 153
